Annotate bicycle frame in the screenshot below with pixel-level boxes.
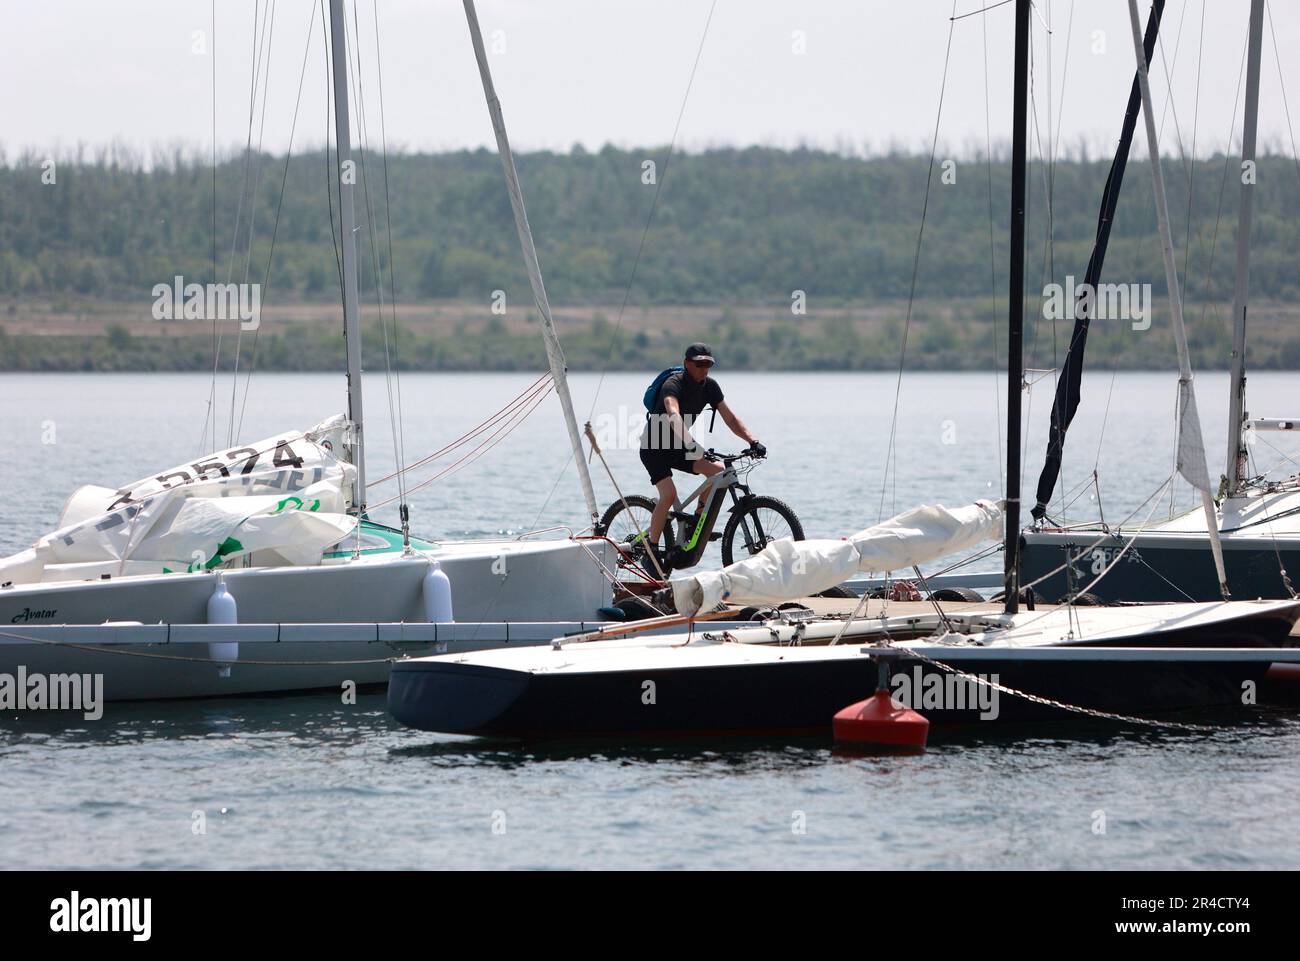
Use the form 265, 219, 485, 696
668, 465, 753, 569
602, 450, 781, 575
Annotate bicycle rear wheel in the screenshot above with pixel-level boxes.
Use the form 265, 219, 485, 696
721, 495, 803, 566
598, 494, 677, 568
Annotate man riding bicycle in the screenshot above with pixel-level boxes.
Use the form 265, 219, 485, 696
637, 342, 765, 564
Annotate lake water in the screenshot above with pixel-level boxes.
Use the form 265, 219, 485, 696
1, 370, 1298, 869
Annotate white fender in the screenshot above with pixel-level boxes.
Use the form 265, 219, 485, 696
422, 560, 454, 623
207, 572, 239, 678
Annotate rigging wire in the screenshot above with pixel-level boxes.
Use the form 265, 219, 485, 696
1088, 5, 1229, 522
1081, 2, 1191, 509
1178, 0, 1205, 314
1140, 1, 1203, 518
952, 0, 1015, 21
235, 1, 322, 442
1047, 1, 1076, 519
369, 380, 556, 510
1050, 0, 1075, 175
1265, 1, 1300, 191
1025, 2, 1060, 514
1084, 0, 1195, 506
342, 0, 408, 523
206, 0, 267, 454
1191, 34, 1250, 331
225, 0, 272, 291
229, 0, 278, 448
1022, 2, 1074, 520
1167, 33, 1251, 515
1167, 0, 1206, 516
584, 0, 717, 425
1251, 432, 1300, 475
1016, 470, 1177, 608
877, 0, 959, 523
1244, 441, 1299, 598
371, 0, 410, 522
1147, 0, 1218, 520
322, 0, 345, 309
367, 373, 553, 487
529, 447, 580, 534
1091, 26, 1246, 514
1018, 7, 1043, 514
981, 2, 1004, 495
202, 0, 218, 456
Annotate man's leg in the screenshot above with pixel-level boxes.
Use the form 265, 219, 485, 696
691, 458, 724, 511
648, 477, 677, 544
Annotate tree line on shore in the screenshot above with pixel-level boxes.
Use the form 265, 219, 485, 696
2, 145, 1298, 370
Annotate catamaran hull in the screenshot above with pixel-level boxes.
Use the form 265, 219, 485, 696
388, 649, 1281, 737
3, 632, 398, 701
0, 540, 613, 626
1020, 529, 1300, 603
0, 617, 760, 703
0, 539, 615, 700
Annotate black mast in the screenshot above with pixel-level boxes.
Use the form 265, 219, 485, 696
1005, 0, 1030, 615
1030, 0, 1166, 521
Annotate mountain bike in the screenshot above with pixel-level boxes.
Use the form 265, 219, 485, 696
595, 447, 803, 576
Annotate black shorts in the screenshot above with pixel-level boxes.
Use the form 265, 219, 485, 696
640, 445, 700, 485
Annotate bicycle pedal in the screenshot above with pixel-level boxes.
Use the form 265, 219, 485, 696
708, 533, 722, 542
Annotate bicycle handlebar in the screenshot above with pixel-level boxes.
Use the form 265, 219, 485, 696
707, 446, 765, 464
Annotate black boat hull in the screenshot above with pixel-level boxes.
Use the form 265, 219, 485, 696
389, 653, 1280, 738
389, 600, 1300, 737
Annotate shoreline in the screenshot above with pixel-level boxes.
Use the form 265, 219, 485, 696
5, 296, 1299, 372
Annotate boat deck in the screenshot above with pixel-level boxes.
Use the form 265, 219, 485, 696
796, 596, 999, 618
792, 595, 1300, 639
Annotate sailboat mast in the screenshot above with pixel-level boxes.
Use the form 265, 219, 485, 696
1224, 0, 1266, 498
1127, 0, 1230, 598
328, 0, 367, 513
1004, 0, 1030, 616
461, 0, 601, 525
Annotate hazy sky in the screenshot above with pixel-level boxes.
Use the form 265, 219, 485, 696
3, 1, 1299, 161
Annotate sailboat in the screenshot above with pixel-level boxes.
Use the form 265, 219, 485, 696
0, 0, 618, 701
387, 0, 1300, 741
1020, 0, 1300, 604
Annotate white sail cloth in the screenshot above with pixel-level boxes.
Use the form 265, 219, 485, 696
670, 499, 1004, 617
0, 416, 358, 586
1175, 380, 1213, 493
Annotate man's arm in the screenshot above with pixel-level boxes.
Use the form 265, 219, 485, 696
716, 400, 756, 446
662, 395, 694, 449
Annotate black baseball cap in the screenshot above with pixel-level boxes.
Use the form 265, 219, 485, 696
685, 342, 715, 365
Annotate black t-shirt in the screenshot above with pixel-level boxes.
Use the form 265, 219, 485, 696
642, 370, 723, 450
654, 370, 723, 418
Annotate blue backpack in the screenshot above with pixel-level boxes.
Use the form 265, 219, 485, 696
643, 366, 717, 429
643, 367, 683, 411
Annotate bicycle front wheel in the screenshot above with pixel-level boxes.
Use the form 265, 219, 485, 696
721, 495, 804, 566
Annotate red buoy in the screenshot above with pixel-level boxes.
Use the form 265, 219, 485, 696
833, 691, 929, 748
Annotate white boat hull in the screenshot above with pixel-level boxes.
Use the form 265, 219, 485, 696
0, 538, 617, 700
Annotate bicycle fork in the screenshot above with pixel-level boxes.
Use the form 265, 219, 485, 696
727, 484, 767, 557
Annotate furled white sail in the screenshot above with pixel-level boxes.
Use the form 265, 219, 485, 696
1176, 381, 1212, 493
670, 499, 1004, 616
0, 416, 357, 586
